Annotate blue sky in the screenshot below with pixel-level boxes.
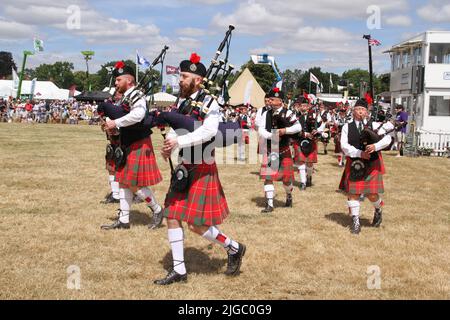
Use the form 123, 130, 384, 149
1, 0, 450, 85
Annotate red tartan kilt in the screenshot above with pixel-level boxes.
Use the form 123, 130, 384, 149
242, 130, 250, 144
260, 149, 294, 183
334, 135, 342, 153
115, 137, 162, 188
339, 153, 386, 195
293, 141, 318, 164
164, 162, 229, 226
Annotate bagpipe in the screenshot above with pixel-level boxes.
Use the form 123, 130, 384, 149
294, 110, 321, 156
155, 25, 242, 148
97, 45, 171, 129
360, 119, 402, 151
350, 119, 402, 181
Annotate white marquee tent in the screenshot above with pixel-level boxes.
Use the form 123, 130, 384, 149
0, 80, 79, 100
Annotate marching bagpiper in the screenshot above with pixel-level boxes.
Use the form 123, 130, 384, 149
316, 101, 332, 155
238, 104, 250, 161
100, 61, 163, 230
338, 99, 393, 234
292, 96, 323, 190
154, 53, 245, 285
258, 88, 301, 213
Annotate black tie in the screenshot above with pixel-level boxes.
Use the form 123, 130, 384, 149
358, 121, 363, 133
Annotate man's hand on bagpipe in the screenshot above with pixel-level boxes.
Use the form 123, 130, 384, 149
161, 137, 178, 161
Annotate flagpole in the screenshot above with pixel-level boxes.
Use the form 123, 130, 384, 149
136, 50, 139, 84
364, 35, 374, 102
309, 72, 311, 94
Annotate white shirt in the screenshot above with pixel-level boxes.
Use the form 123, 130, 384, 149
258, 106, 302, 140
167, 91, 220, 149
114, 87, 147, 128
254, 106, 267, 131
340, 119, 393, 158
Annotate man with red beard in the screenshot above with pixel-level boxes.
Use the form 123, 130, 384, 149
101, 62, 163, 230
153, 54, 246, 285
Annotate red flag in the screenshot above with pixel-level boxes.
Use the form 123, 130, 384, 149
303, 92, 310, 103
364, 92, 373, 105
166, 65, 180, 75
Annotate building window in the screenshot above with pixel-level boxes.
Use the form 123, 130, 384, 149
429, 96, 450, 116
413, 47, 422, 65
429, 43, 450, 64
394, 53, 401, 70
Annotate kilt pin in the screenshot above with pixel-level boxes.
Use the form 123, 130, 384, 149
114, 136, 162, 188
163, 162, 230, 226
339, 153, 386, 195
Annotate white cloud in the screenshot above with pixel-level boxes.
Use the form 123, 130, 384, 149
384, 15, 412, 27
0, 19, 35, 39
176, 27, 208, 37
252, 27, 358, 55
222, 0, 409, 22
417, 2, 450, 23
211, 1, 301, 35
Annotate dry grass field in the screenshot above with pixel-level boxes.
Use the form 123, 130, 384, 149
0, 122, 449, 300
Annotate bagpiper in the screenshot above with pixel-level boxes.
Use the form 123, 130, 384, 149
338, 99, 393, 234
258, 88, 301, 213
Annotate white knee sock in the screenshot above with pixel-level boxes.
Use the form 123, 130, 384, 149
306, 165, 313, 178
264, 184, 275, 207
371, 198, 383, 209
202, 226, 239, 255
347, 200, 360, 217
109, 175, 120, 200
283, 184, 293, 195
168, 228, 186, 275
135, 187, 161, 212
299, 164, 306, 184
119, 188, 133, 224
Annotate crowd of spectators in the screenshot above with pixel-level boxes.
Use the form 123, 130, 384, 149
0, 97, 101, 125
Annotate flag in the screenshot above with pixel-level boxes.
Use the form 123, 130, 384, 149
136, 51, 150, 69
329, 74, 333, 88
310, 72, 320, 84
368, 38, 381, 46
12, 68, 19, 90
166, 65, 180, 75
317, 82, 323, 93
33, 38, 44, 52
364, 92, 373, 105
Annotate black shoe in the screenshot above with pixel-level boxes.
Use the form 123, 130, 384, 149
225, 243, 246, 276
100, 193, 120, 204
306, 176, 312, 187
324, 149, 328, 155
285, 194, 293, 207
299, 183, 307, 191
101, 219, 130, 230
154, 269, 187, 285
350, 216, 361, 234
372, 208, 383, 227
148, 205, 164, 230
261, 203, 274, 213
